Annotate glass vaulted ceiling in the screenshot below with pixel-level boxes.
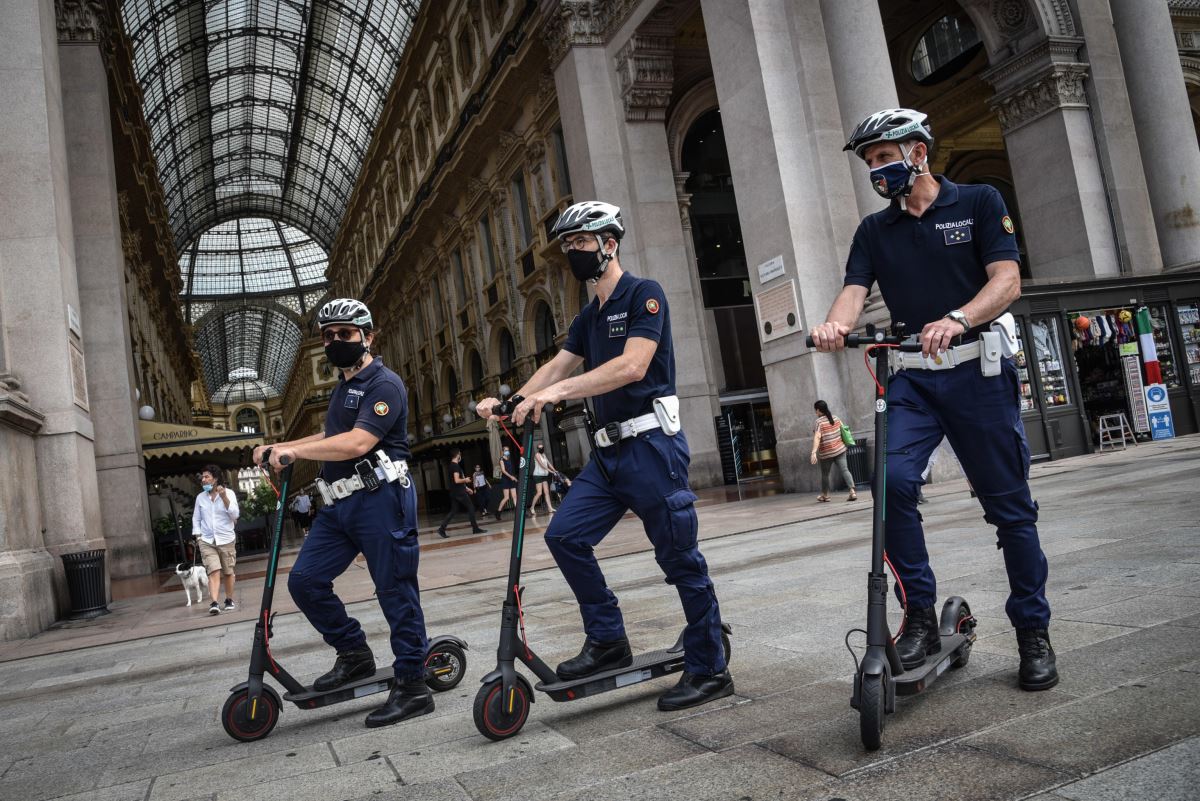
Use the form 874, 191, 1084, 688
120, 0, 421, 404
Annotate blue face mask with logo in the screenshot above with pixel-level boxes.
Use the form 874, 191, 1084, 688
868, 144, 923, 199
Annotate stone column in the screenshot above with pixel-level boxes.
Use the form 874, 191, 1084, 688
547, 3, 724, 487
0, 0, 106, 629
61, 19, 155, 578
983, 39, 1120, 279
698, 0, 861, 492
1068, 0, 1164, 274
1111, 0, 1200, 271
818, 0, 898, 219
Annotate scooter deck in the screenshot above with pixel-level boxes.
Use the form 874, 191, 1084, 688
535, 647, 686, 702
283, 668, 395, 707
893, 632, 973, 696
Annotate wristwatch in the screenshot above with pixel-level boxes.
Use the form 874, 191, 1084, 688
945, 310, 970, 332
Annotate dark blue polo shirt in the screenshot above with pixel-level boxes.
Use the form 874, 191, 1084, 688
844, 177, 1020, 333
563, 271, 673, 427
322, 358, 411, 481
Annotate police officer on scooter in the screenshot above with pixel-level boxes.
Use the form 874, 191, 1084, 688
475, 201, 733, 710
254, 298, 433, 727
810, 109, 1057, 691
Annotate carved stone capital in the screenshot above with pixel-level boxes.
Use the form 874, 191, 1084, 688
56, 0, 107, 43
674, 172, 693, 230
616, 34, 674, 123
541, 0, 638, 67
983, 38, 1089, 134
497, 131, 523, 161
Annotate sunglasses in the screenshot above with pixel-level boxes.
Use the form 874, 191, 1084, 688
321, 328, 361, 344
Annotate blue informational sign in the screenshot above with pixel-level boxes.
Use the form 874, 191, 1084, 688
1146, 385, 1167, 405
1149, 411, 1175, 440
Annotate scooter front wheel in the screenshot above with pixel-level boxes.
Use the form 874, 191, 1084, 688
473, 675, 532, 741
858, 673, 885, 751
222, 685, 282, 742
425, 642, 467, 691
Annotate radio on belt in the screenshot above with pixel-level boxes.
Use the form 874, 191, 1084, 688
354, 458, 381, 491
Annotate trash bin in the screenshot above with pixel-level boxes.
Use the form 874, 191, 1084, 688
60, 549, 110, 620
846, 438, 871, 488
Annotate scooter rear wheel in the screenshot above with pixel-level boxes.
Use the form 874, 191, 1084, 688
221, 685, 282, 742
950, 602, 974, 670
425, 643, 467, 691
722, 632, 732, 667
473, 676, 532, 741
859, 673, 885, 751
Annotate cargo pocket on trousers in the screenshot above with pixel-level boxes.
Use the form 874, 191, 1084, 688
665, 488, 699, 551
389, 530, 419, 581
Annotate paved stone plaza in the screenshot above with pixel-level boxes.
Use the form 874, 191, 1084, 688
1, 438, 1198, 801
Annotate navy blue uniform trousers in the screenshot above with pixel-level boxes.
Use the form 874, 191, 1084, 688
543, 429, 726, 676
288, 479, 428, 679
886, 357, 1050, 628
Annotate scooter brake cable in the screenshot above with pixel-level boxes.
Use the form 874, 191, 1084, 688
863, 343, 899, 395
497, 418, 525, 455
512, 583, 533, 660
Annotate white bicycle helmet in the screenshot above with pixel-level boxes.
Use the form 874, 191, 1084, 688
317, 298, 373, 331
843, 108, 934, 159
551, 201, 625, 241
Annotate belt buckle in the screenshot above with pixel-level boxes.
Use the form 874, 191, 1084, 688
604, 422, 622, 444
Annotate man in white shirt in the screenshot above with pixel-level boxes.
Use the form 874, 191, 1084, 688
192, 464, 240, 615
291, 491, 313, 536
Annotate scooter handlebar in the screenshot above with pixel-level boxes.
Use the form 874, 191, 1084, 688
805, 332, 923, 351
493, 394, 526, 417
257, 448, 292, 466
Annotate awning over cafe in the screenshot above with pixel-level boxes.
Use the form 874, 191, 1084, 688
409, 417, 490, 457
140, 420, 262, 475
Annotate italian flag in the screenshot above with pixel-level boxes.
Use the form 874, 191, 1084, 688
1135, 307, 1161, 385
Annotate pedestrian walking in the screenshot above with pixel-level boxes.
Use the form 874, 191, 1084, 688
810, 400, 858, 503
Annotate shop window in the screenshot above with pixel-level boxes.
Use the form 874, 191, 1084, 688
1013, 326, 1036, 413
1178, 301, 1200, 387
1031, 317, 1071, 408
911, 14, 982, 85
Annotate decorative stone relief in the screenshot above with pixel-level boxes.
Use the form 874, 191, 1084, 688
983, 37, 1089, 134
497, 131, 523, 161
616, 33, 674, 122
992, 0, 1029, 34
56, 0, 107, 42
674, 172, 693, 231
541, 0, 641, 67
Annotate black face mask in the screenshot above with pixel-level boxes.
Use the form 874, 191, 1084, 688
567, 247, 610, 283
325, 339, 367, 369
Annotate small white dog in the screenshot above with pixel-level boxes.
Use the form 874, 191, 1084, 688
176, 563, 209, 607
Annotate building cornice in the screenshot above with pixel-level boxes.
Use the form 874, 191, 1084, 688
983, 37, 1089, 135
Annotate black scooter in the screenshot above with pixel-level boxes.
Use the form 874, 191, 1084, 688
221, 449, 468, 742
472, 397, 732, 741
807, 325, 977, 751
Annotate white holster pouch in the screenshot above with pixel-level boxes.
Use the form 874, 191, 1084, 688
979, 331, 1003, 377
652, 395, 682, 436
990, 312, 1019, 358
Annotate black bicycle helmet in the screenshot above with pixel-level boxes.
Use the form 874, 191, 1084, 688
844, 108, 934, 159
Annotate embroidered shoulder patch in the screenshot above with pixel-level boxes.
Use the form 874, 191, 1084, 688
645, 298, 660, 315
373, 401, 390, 416
1002, 215, 1015, 235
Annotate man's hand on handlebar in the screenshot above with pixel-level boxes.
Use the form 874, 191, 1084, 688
267, 447, 296, 472
475, 397, 501, 420
252, 444, 271, 466
513, 390, 554, 425
809, 321, 851, 352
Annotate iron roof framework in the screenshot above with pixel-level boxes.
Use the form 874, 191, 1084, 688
120, 0, 421, 404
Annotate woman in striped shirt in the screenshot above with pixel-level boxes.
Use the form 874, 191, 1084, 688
810, 400, 858, 503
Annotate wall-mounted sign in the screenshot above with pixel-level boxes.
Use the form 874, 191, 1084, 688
756, 254, 786, 285
754, 279, 801, 344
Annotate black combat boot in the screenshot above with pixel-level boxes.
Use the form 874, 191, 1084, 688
554, 637, 633, 680
896, 606, 941, 670
1016, 628, 1058, 691
312, 645, 375, 691
364, 676, 434, 728
657, 670, 735, 711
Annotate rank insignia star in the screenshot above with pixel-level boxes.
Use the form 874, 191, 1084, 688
944, 227, 972, 245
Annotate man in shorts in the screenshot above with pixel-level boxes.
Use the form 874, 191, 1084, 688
192, 464, 240, 615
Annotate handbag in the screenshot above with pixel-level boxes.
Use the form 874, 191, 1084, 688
840, 423, 856, 446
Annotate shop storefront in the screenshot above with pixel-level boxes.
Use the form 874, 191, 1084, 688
1010, 272, 1200, 460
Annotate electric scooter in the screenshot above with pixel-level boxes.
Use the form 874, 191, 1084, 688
221, 449, 469, 742
807, 325, 977, 751
472, 397, 732, 741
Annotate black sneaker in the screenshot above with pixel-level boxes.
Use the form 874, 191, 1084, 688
208, 602, 220, 616
313, 646, 376, 691
223, 598, 236, 611
1016, 628, 1058, 691
437, 528, 449, 539
657, 670, 735, 711
896, 606, 940, 669
555, 637, 633, 680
